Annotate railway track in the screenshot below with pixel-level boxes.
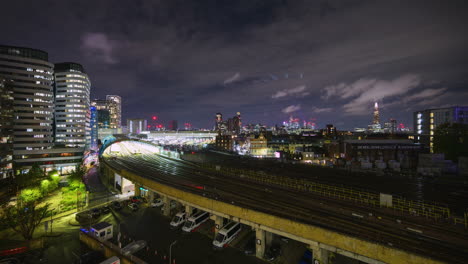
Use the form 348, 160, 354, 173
103, 154, 468, 263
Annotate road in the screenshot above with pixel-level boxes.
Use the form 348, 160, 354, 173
104, 153, 468, 264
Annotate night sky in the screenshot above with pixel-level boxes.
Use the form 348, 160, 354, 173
2, 0, 467, 129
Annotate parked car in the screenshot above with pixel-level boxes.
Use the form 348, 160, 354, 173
130, 196, 144, 203
298, 249, 312, 264
128, 203, 139, 211
264, 244, 281, 261
170, 212, 187, 228
111, 201, 122, 210
121, 240, 147, 256
90, 208, 101, 218
243, 236, 256, 255
150, 198, 164, 207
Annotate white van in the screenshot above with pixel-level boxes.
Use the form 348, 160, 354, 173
182, 211, 210, 232
170, 212, 187, 228
212, 222, 242, 248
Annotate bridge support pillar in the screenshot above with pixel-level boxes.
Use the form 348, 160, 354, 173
265, 231, 273, 246
310, 244, 329, 264
255, 229, 266, 259
147, 190, 154, 203
162, 196, 171, 216
185, 205, 194, 217
214, 215, 224, 235
134, 184, 141, 196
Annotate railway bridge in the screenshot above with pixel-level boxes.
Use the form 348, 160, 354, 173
99, 140, 468, 264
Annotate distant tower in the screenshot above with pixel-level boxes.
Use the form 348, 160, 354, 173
373, 102, 380, 125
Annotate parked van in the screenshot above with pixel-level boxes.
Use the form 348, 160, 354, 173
170, 212, 187, 228
212, 221, 242, 248
182, 211, 210, 232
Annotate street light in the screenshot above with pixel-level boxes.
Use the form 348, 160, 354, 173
169, 240, 177, 264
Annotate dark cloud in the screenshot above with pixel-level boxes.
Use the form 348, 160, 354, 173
1, 0, 467, 129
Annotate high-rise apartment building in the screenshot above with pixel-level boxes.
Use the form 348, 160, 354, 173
0, 45, 55, 151
106, 95, 121, 128
54, 62, 91, 148
0, 78, 14, 178
414, 106, 468, 152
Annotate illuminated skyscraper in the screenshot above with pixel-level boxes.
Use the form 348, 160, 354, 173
373, 102, 380, 125
368, 102, 382, 133
54, 62, 91, 148
106, 95, 121, 128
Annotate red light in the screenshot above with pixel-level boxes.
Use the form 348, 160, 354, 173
152, 116, 157, 121
191, 151, 195, 154
147, 125, 151, 128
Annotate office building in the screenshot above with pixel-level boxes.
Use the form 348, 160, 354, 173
0, 45, 54, 151
54, 62, 91, 148
106, 95, 121, 128
0, 45, 84, 174
414, 106, 468, 152
127, 119, 147, 134
0, 78, 14, 178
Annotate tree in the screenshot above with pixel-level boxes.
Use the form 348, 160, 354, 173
68, 166, 86, 182
433, 123, 468, 161
16, 163, 45, 188
20, 188, 42, 203
1, 202, 50, 241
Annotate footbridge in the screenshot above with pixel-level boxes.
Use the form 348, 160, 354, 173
99, 140, 468, 264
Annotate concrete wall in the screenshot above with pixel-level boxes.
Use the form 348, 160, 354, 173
79, 231, 146, 264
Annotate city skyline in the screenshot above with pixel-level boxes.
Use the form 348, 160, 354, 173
1, 1, 467, 129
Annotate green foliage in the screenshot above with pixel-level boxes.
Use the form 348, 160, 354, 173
15, 164, 45, 188
20, 188, 42, 203
28, 164, 44, 179
68, 166, 86, 181
40, 180, 50, 195
1, 202, 50, 240
47, 170, 59, 178
433, 123, 468, 161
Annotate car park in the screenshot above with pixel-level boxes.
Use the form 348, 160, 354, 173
128, 203, 139, 211
264, 244, 281, 261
